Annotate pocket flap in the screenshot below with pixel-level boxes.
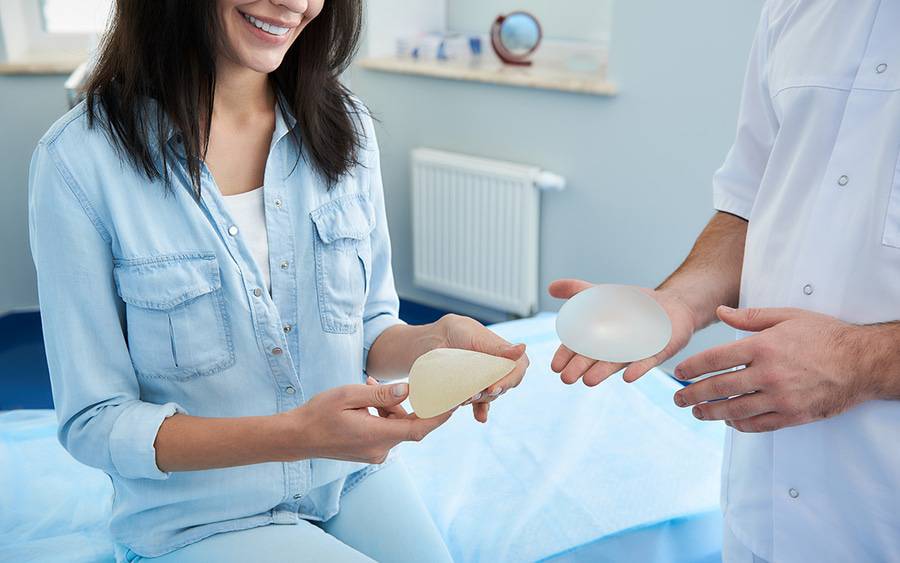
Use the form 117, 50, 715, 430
114, 253, 221, 310
310, 193, 376, 244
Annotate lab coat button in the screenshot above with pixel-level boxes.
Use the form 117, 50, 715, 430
876, 63, 888, 74
227, 225, 239, 236
285, 386, 296, 395
272, 347, 284, 356
789, 488, 799, 499
838, 175, 849, 186
283, 323, 293, 333
803, 284, 814, 296
280, 260, 290, 270
274, 199, 283, 208
253, 288, 263, 298
293, 493, 302, 500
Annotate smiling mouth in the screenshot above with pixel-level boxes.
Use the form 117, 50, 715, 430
240, 12, 293, 37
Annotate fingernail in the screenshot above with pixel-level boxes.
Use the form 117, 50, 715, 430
392, 383, 408, 398
693, 407, 704, 420
720, 305, 735, 313
472, 392, 483, 401
489, 388, 503, 397
674, 393, 686, 407
674, 368, 686, 380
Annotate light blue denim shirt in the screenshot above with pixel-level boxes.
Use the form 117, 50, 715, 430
28, 99, 403, 558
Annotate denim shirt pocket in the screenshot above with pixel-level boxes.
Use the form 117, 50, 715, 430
113, 252, 235, 380
310, 193, 375, 334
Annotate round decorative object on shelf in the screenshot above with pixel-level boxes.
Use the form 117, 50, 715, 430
490, 12, 543, 66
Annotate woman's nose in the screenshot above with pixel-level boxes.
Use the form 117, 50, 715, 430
271, 0, 309, 17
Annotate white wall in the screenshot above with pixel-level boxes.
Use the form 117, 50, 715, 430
349, 1, 764, 365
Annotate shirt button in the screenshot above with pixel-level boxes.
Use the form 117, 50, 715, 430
876, 63, 888, 74
285, 385, 296, 395
803, 284, 814, 296
293, 493, 302, 500
227, 225, 239, 237
837, 175, 849, 187
274, 199, 283, 208
283, 323, 293, 333
280, 260, 290, 270
789, 488, 799, 499
253, 288, 263, 298
272, 347, 283, 356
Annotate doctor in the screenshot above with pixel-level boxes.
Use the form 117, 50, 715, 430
550, 1, 900, 561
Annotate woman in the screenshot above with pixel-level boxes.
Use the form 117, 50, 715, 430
28, 1, 528, 561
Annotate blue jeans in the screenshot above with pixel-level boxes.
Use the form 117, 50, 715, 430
129, 461, 451, 563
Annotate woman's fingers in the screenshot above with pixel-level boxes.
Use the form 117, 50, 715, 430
485, 353, 529, 396
365, 377, 410, 419
377, 402, 409, 420
473, 402, 490, 423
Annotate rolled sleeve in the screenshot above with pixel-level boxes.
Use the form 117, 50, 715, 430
30, 141, 179, 481
712, 4, 777, 220
108, 402, 186, 480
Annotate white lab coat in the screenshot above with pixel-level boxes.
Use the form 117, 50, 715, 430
713, 1, 900, 561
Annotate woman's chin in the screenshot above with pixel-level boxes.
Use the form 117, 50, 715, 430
238, 53, 286, 74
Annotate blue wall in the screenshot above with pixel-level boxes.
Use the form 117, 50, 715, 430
0, 73, 69, 314
348, 1, 764, 366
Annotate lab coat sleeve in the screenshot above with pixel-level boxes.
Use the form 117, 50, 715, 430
357, 112, 405, 371
28, 141, 185, 481
712, 4, 778, 220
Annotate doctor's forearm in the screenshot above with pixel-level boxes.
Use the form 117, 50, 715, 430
854, 321, 900, 401
657, 211, 747, 330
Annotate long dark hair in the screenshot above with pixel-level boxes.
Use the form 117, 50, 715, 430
85, 0, 364, 195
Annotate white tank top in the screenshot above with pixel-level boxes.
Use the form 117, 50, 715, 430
222, 187, 271, 290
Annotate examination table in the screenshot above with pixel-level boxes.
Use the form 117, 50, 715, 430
0, 313, 724, 562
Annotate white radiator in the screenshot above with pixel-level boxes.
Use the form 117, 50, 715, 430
411, 148, 565, 317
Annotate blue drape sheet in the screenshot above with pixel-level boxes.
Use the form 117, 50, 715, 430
0, 313, 724, 562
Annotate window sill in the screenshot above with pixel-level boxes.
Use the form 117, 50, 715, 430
358, 56, 617, 97
0, 54, 84, 75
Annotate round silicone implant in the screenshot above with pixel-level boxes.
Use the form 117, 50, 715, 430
555, 284, 672, 363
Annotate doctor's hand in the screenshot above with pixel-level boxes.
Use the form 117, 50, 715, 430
286, 383, 452, 464
548, 279, 698, 385
673, 306, 880, 433
437, 314, 530, 423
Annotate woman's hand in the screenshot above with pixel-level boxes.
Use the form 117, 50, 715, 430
284, 382, 452, 464
548, 279, 698, 385
436, 314, 530, 423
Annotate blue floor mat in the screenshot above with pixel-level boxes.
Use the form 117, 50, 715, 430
0, 312, 53, 410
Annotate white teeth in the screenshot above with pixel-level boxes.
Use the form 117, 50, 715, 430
243, 13, 290, 36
